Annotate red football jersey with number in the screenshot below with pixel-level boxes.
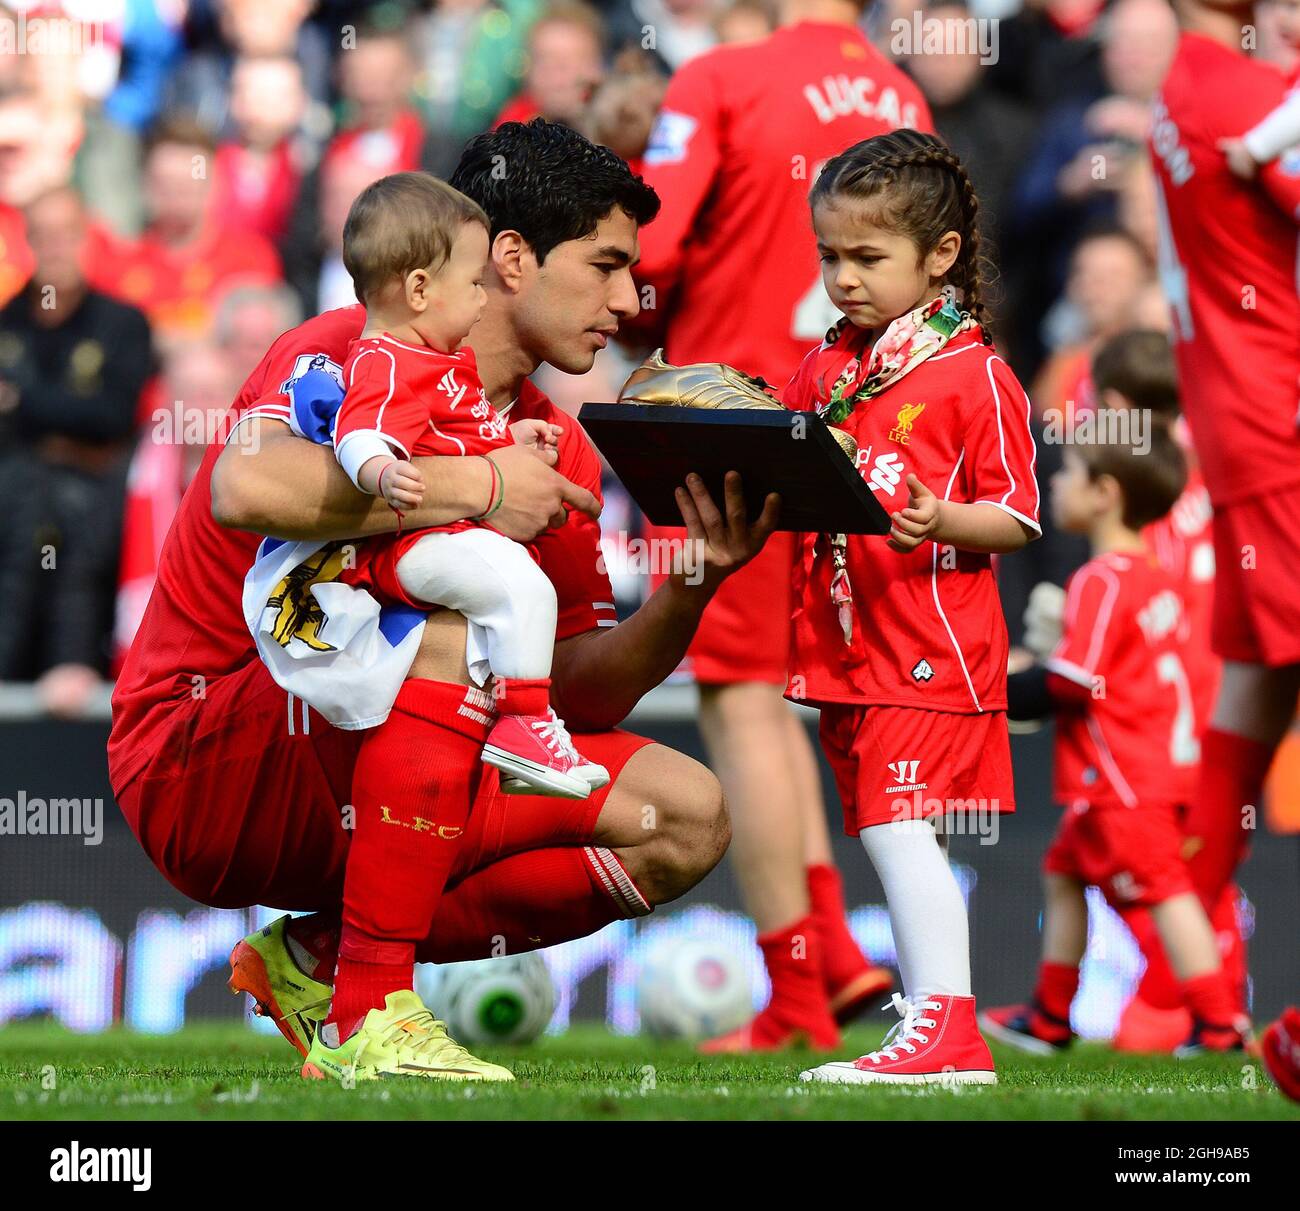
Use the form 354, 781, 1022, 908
1142, 460, 1219, 733
108, 305, 617, 795
333, 335, 511, 492
1149, 33, 1300, 507
636, 20, 932, 385
781, 326, 1040, 713
1046, 552, 1199, 810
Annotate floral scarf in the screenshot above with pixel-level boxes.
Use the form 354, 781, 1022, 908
816, 286, 977, 644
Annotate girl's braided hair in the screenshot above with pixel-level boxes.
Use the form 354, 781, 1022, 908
809, 129, 994, 344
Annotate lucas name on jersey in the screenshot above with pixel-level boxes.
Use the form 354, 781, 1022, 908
646, 74, 920, 168
803, 74, 922, 129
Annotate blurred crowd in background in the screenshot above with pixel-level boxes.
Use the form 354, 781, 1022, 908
0, 0, 1295, 715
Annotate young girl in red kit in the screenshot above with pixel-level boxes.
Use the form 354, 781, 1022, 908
785, 131, 1040, 1086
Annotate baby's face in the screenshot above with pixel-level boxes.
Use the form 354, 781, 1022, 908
420, 221, 489, 351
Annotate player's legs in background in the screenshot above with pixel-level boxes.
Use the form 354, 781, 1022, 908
694, 682, 840, 1052
980, 873, 1085, 1052
1188, 661, 1300, 905
1149, 891, 1247, 1049
1115, 885, 1246, 1053
1033, 874, 1087, 1040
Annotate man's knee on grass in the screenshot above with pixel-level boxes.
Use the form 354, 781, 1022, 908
614, 746, 730, 904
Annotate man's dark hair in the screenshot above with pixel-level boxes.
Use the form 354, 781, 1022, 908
450, 118, 660, 264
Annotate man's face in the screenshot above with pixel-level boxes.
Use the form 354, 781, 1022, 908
1068, 236, 1149, 338
25, 190, 86, 294
147, 142, 211, 234
906, 10, 981, 108
1103, 0, 1178, 99
514, 208, 642, 374
528, 20, 603, 123
340, 39, 414, 128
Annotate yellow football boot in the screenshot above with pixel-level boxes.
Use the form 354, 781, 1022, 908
228, 914, 332, 1058
300, 990, 516, 1083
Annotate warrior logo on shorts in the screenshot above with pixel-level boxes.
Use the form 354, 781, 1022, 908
266, 543, 351, 652
911, 658, 935, 681
889, 401, 926, 445
885, 760, 927, 794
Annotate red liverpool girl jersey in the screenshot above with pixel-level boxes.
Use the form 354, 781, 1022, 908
782, 326, 1039, 712
1045, 552, 1199, 810
333, 335, 510, 488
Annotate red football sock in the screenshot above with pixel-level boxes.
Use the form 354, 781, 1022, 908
327, 679, 490, 1039
1214, 885, 1249, 1015
1186, 730, 1274, 905
1119, 906, 1182, 1011
285, 912, 339, 983
417, 845, 651, 963
806, 863, 871, 991
1180, 970, 1240, 1030
493, 676, 550, 716
750, 914, 839, 1048
1033, 960, 1080, 1031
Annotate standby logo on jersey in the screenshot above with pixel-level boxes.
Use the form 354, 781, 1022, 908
439, 368, 468, 409
863, 450, 904, 496
644, 110, 698, 167
279, 352, 344, 395
885, 760, 927, 794
889, 402, 926, 445
911, 658, 935, 682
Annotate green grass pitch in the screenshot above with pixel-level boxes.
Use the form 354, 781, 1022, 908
2, 1023, 1298, 1121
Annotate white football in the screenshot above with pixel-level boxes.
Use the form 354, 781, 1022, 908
416, 952, 556, 1045
636, 937, 753, 1040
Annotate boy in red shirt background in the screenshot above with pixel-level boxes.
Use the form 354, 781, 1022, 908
983, 422, 1247, 1054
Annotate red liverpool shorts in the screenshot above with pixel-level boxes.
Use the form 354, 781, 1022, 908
1042, 799, 1194, 908
1211, 484, 1300, 666
645, 524, 796, 685
816, 703, 1016, 835
116, 659, 655, 910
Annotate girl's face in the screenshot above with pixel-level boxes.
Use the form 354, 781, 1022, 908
813, 197, 960, 331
